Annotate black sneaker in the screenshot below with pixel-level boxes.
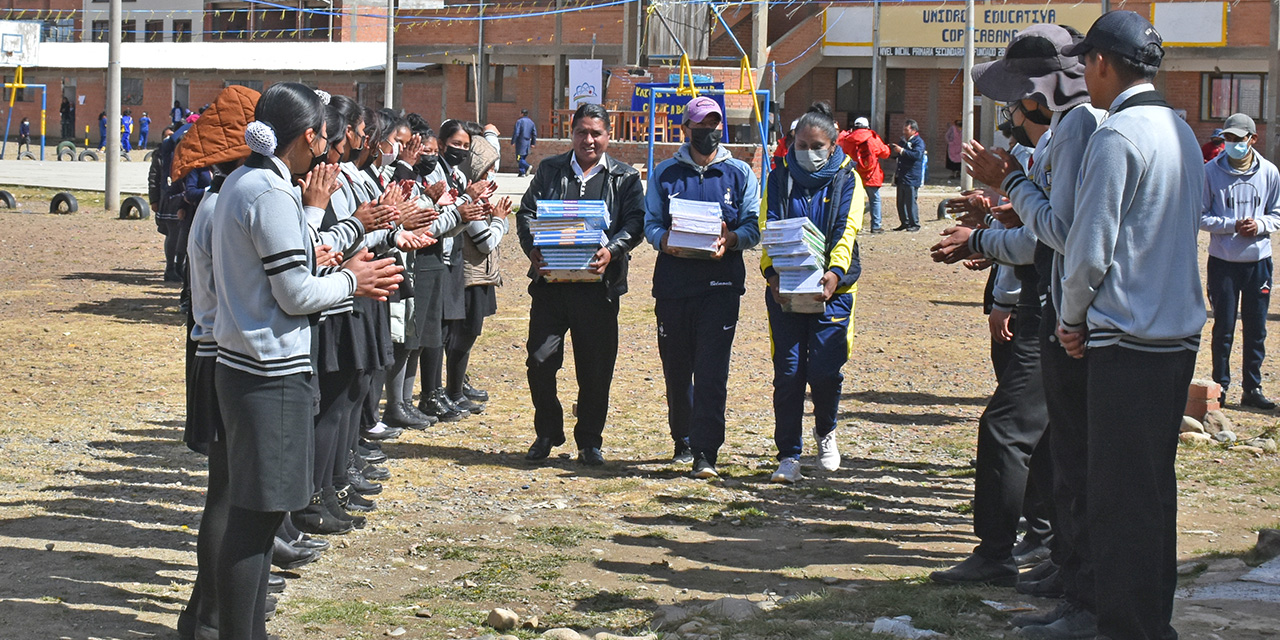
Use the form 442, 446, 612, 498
338, 485, 376, 512
1241, 389, 1277, 410
1013, 537, 1052, 567
402, 403, 438, 426
691, 455, 718, 479
673, 441, 694, 464
1010, 601, 1073, 628
1020, 603, 1097, 639
450, 393, 485, 415
929, 553, 1017, 587
463, 376, 489, 402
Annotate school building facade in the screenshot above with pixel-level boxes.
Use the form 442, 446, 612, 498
0, 0, 1276, 166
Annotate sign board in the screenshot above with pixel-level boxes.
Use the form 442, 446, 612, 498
567, 59, 603, 109
825, 3, 1101, 56
1151, 2, 1226, 47
631, 83, 726, 119
0, 20, 40, 68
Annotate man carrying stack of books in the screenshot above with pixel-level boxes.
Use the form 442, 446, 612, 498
644, 96, 761, 479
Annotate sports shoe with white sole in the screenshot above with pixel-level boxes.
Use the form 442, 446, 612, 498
816, 429, 840, 471
771, 457, 803, 484
691, 455, 719, 479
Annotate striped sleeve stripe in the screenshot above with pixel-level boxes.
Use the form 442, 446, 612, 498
261, 248, 306, 264
1087, 330, 1200, 353
217, 347, 314, 373
264, 259, 308, 276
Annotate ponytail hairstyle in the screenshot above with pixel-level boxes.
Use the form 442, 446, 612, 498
405, 112, 433, 138
245, 82, 324, 158
462, 120, 485, 141
794, 101, 839, 146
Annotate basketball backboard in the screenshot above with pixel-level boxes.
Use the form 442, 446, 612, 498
0, 21, 40, 68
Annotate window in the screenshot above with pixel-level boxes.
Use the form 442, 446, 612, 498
3, 76, 27, 102
225, 80, 264, 93
122, 78, 143, 105
121, 20, 137, 43
91, 20, 109, 42
145, 20, 164, 42
833, 68, 906, 121
1203, 73, 1266, 121
466, 65, 517, 103
173, 20, 192, 43
41, 19, 75, 43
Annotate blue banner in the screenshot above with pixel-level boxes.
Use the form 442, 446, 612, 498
630, 83, 726, 118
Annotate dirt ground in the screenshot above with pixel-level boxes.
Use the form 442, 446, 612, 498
0, 184, 1277, 640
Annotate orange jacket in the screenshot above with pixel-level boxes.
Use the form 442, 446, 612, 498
837, 128, 890, 187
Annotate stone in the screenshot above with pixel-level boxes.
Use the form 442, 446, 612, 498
700, 597, 761, 621
821, 576, 841, 585
487, 608, 519, 631
650, 605, 690, 630
498, 514, 522, 525
1230, 445, 1264, 456
415, 608, 432, 618
594, 633, 658, 640
522, 615, 540, 629
1180, 432, 1212, 446
498, 636, 520, 640
1202, 410, 1231, 435
1177, 561, 1207, 576
44, 543, 54, 551
542, 629, 583, 640
1256, 529, 1280, 561
1180, 416, 1205, 434
385, 628, 406, 637
1243, 437, 1278, 454
1213, 430, 1237, 443
675, 621, 703, 635
1207, 557, 1248, 572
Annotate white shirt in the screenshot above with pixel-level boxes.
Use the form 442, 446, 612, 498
570, 152, 610, 224
1108, 82, 1156, 113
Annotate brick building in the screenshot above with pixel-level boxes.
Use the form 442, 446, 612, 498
0, 0, 1276, 169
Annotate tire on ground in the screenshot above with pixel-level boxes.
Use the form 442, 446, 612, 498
58, 148, 76, 161
56, 141, 77, 155
18, 151, 35, 161
0, 190, 15, 209
50, 192, 78, 214
78, 149, 100, 162
120, 196, 151, 220
143, 150, 154, 162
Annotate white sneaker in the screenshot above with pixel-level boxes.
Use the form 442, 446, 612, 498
816, 429, 840, 472
771, 457, 803, 484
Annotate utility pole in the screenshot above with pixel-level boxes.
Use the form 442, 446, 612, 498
751, 0, 766, 67
106, 0, 121, 212
477, 0, 486, 122
871, 0, 884, 132
960, 0, 974, 191
1268, 0, 1279, 159
384, 0, 394, 109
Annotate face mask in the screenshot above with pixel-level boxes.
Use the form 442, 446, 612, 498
1225, 141, 1252, 160
1009, 122, 1035, 149
689, 128, 722, 156
442, 146, 470, 167
379, 141, 401, 167
795, 148, 831, 173
416, 154, 439, 176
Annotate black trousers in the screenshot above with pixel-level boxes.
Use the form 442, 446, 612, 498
1040, 302, 1094, 610
1088, 345, 1194, 640
973, 304, 1049, 561
1206, 255, 1271, 393
526, 281, 619, 451
655, 292, 740, 464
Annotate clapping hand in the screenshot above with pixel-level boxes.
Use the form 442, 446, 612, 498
299, 163, 341, 209
395, 227, 437, 251
314, 244, 343, 268
352, 201, 398, 231
929, 226, 976, 264
962, 140, 1017, 192
946, 189, 995, 228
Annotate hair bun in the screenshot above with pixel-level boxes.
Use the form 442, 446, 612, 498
245, 120, 278, 157
806, 102, 834, 118
314, 89, 331, 105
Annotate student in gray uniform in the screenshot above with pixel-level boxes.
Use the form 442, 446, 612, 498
1201, 113, 1280, 410
1058, 12, 1206, 640
210, 83, 403, 640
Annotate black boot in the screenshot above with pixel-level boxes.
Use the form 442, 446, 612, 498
324, 486, 365, 529
351, 451, 390, 481
347, 464, 383, 495
403, 402, 438, 426
419, 387, 464, 422
438, 388, 471, 419
382, 401, 430, 429
463, 375, 489, 402
272, 535, 318, 570
291, 491, 354, 535
450, 392, 485, 415
338, 484, 376, 512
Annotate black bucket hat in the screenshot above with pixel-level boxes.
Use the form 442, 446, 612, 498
971, 24, 1090, 111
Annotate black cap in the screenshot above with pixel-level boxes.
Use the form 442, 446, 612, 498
1063, 10, 1163, 66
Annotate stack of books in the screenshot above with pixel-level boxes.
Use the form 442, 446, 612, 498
664, 198, 723, 259
531, 200, 609, 282
763, 217, 827, 313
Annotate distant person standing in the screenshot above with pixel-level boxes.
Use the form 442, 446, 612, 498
172, 100, 187, 128
1202, 127, 1225, 163
890, 119, 925, 232
945, 119, 963, 180
511, 109, 537, 177
98, 111, 108, 150
138, 111, 151, 149
121, 108, 134, 153
838, 117, 890, 234
17, 117, 30, 153
59, 96, 74, 140
1200, 113, 1280, 410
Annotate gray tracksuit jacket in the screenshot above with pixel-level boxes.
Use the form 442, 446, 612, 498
1200, 151, 1280, 263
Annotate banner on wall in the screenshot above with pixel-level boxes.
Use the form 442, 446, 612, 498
567, 59, 603, 108
823, 3, 1102, 56
630, 83, 726, 118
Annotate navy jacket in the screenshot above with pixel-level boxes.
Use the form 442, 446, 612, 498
895, 134, 927, 187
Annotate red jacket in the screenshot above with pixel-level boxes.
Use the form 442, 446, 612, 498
838, 128, 891, 187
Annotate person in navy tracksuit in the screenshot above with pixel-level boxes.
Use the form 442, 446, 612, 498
760, 102, 863, 484
643, 96, 761, 479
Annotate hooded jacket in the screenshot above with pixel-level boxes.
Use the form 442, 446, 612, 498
516, 151, 645, 302
837, 127, 891, 187
643, 144, 762, 299
1200, 150, 1280, 263
760, 147, 864, 294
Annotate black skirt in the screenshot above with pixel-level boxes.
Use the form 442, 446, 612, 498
184, 354, 225, 447
214, 364, 315, 512
337, 297, 394, 372
442, 261, 466, 322
462, 284, 497, 337
412, 268, 446, 350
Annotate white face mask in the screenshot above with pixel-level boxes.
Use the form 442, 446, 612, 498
1225, 141, 1252, 160
796, 148, 831, 172
380, 141, 401, 167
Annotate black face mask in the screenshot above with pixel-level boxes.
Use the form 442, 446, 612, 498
308, 145, 327, 173
1008, 121, 1035, 148
416, 154, 439, 176
689, 128, 722, 156
442, 146, 470, 167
